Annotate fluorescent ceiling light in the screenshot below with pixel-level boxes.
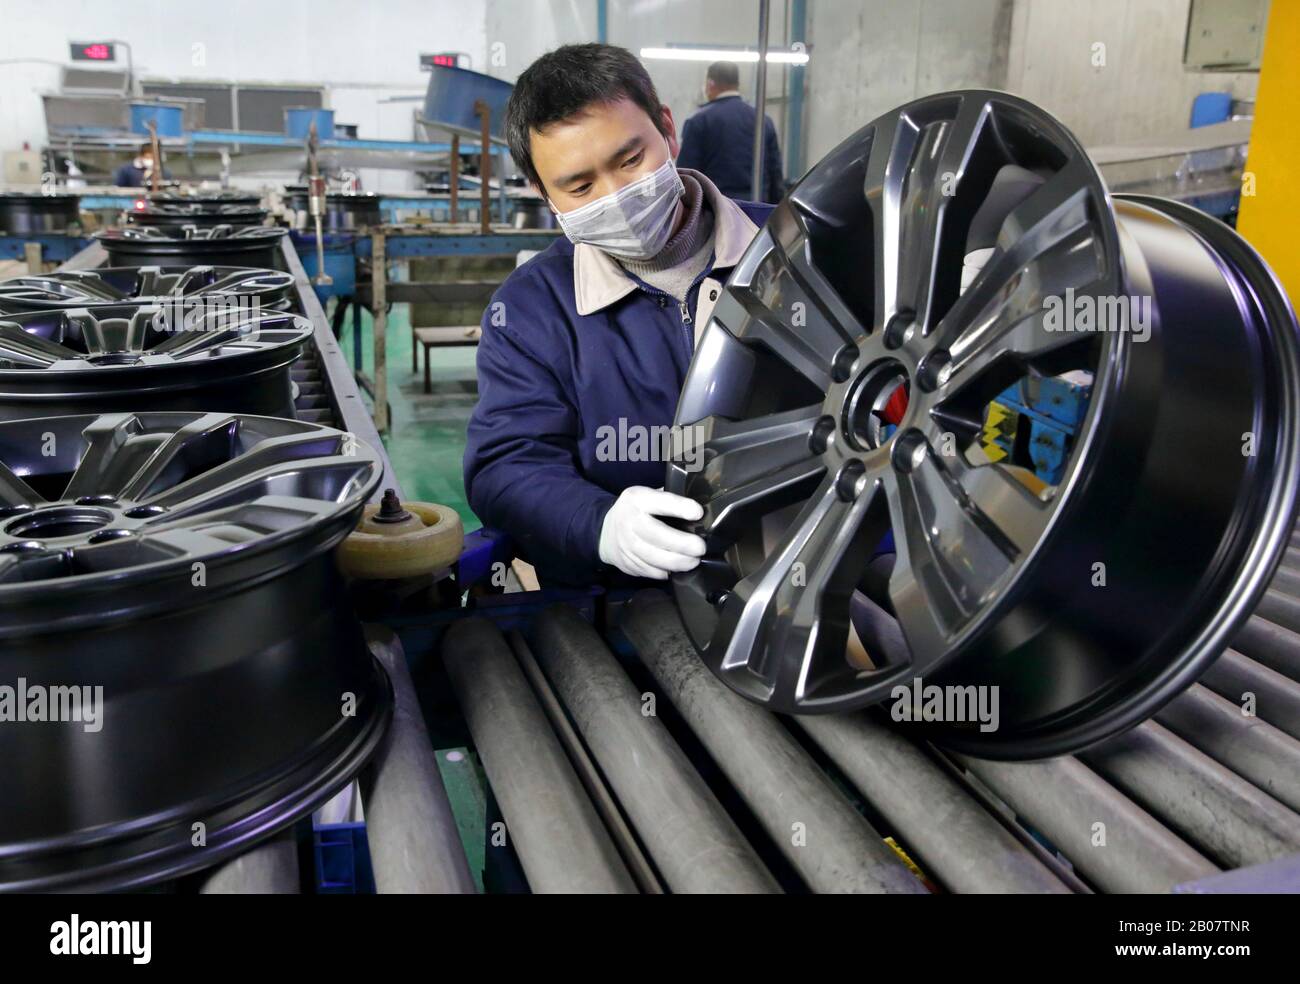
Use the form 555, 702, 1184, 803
640, 46, 809, 65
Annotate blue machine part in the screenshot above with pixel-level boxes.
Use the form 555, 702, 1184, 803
993, 372, 1093, 485
285, 107, 336, 139
130, 102, 184, 137
292, 232, 358, 301
423, 64, 513, 142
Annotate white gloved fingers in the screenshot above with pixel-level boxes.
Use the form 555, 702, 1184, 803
630, 536, 703, 574
636, 514, 707, 557
632, 487, 704, 522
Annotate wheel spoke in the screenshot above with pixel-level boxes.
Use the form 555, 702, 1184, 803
680, 405, 826, 542
0, 322, 71, 367
710, 470, 889, 707
886, 440, 1048, 656
725, 217, 860, 390
133, 266, 163, 298
864, 95, 993, 334
63, 412, 239, 502
0, 460, 41, 506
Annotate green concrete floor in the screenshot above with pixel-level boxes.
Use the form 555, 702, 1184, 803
336, 301, 482, 534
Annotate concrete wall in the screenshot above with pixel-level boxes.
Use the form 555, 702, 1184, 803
1005, 0, 1258, 148
804, 0, 1012, 166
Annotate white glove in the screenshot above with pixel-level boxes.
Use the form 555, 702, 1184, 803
598, 486, 707, 580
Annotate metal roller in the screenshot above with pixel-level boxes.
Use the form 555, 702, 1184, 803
1157, 684, 1300, 813
198, 830, 301, 894
1199, 649, 1300, 740
507, 631, 664, 893
1082, 721, 1300, 868
620, 592, 924, 894
1233, 616, 1300, 683
530, 605, 780, 894
792, 713, 1070, 893
1256, 589, 1300, 637
443, 617, 637, 894
1270, 565, 1300, 597
951, 753, 1217, 893
360, 626, 476, 894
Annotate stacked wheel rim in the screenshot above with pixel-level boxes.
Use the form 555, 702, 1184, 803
0, 411, 389, 891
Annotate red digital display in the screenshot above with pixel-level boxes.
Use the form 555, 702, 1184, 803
70, 41, 116, 62
420, 52, 463, 70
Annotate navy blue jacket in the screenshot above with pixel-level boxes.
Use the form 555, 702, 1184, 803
677, 94, 784, 204
464, 172, 773, 586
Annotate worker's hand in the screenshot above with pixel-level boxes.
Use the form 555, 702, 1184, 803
598, 486, 707, 580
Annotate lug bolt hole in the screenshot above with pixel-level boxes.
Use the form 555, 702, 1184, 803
883, 310, 915, 349
835, 460, 867, 501
810, 415, 837, 454
831, 346, 858, 384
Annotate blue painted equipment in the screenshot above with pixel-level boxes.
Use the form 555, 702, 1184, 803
130, 102, 184, 137
992, 373, 1093, 485
286, 107, 336, 139
422, 64, 512, 142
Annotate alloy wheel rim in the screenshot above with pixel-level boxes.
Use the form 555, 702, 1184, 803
669, 90, 1300, 757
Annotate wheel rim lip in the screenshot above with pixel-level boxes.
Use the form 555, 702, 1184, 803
928, 195, 1300, 757
0, 411, 382, 616
0, 645, 393, 893
0, 308, 310, 380
0, 264, 295, 313
669, 89, 1300, 752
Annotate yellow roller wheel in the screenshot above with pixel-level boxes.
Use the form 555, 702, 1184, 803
339, 489, 464, 580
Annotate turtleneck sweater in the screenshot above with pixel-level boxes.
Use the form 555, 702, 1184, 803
618, 169, 716, 303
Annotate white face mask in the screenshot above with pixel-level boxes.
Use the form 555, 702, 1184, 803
554, 158, 685, 261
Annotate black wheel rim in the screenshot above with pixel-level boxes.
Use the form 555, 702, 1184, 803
0, 265, 294, 314
126, 204, 268, 231
0, 411, 388, 892
93, 228, 290, 268
0, 306, 311, 421
668, 90, 1300, 758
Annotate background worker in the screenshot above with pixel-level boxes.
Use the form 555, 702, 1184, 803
676, 60, 784, 204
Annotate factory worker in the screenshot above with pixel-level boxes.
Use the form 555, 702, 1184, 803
113, 143, 164, 188
464, 43, 774, 586
677, 60, 785, 204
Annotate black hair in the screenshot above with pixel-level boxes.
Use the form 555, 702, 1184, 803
505, 43, 668, 190
707, 61, 740, 89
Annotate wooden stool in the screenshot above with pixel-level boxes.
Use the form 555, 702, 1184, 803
414, 325, 482, 393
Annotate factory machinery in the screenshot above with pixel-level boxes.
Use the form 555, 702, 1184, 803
1, 90, 1298, 894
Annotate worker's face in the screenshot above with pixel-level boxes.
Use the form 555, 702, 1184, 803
529, 97, 678, 214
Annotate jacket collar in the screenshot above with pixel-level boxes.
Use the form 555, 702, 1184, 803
572, 168, 759, 316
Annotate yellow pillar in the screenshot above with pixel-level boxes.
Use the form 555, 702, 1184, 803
1237, 1, 1300, 301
